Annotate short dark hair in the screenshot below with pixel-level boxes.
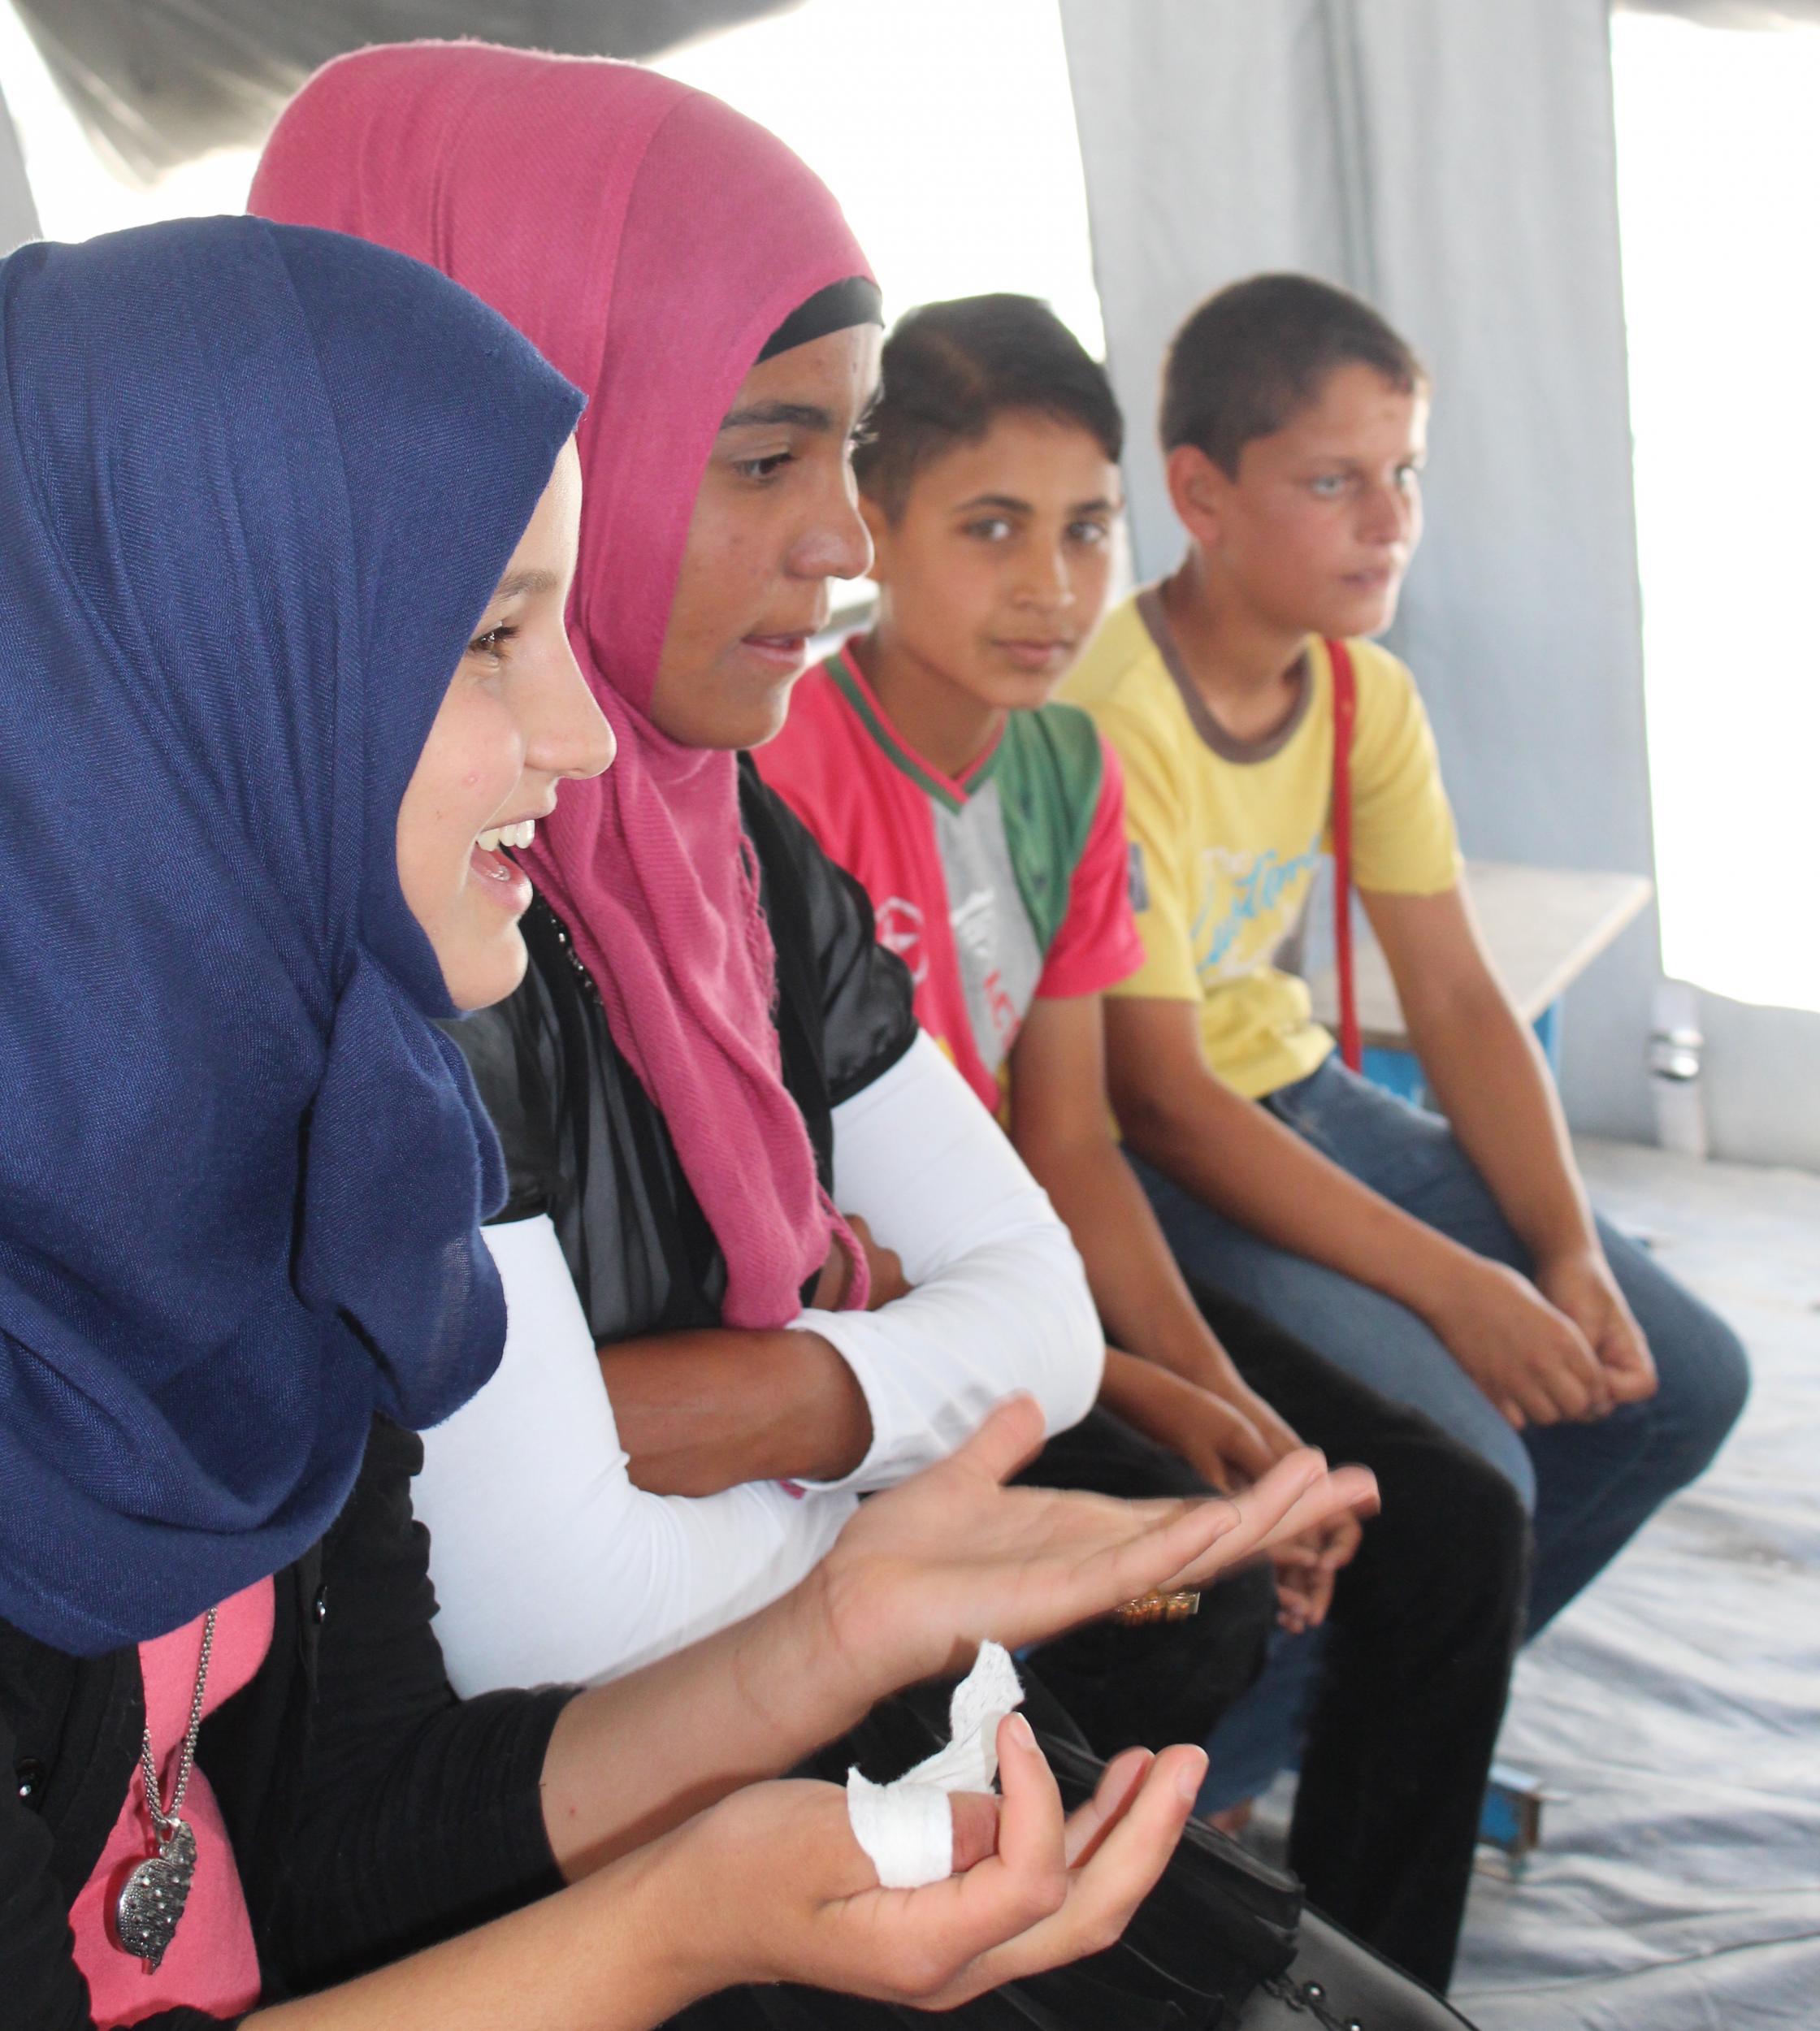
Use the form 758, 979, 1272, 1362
1159, 274, 1426, 474
854, 293, 1124, 519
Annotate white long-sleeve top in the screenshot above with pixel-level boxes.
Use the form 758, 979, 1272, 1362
414, 1033, 1101, 1697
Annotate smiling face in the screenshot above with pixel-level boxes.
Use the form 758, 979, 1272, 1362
396, 439, 615, 1009
864, 408, 1123, 716
1169, 362, 1428, 642
645, 323, 882, 751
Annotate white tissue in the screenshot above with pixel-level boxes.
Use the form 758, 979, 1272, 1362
845, 1641, 1025, 1889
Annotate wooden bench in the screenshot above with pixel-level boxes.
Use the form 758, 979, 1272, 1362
1306, 860, 1654, 1102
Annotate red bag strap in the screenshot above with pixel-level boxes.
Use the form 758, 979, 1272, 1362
1326, 638, 1363, 1073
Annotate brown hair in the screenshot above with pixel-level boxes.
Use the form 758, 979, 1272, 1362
1160, 274, 1426, 474
854, 293, 1124, 519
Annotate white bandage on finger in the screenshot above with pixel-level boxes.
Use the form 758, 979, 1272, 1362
845, 1641, 1025, 1889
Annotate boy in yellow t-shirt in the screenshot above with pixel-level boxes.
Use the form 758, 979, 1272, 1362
1068, 273, 1747, 1635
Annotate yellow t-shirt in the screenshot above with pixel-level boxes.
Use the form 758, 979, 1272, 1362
1063, 589, 1461, 1099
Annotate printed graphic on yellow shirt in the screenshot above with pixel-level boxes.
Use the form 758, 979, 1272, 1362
1192, 831, 1324, 985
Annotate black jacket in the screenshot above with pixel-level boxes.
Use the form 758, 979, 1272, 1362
450, 759, 916, 1340
0, 1418, 573, 2031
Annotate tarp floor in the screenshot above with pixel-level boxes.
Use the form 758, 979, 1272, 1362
1241, 1139, 1820, 2026
1450, 1141, 1820, 2028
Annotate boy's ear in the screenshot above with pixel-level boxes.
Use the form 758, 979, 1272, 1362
858, 492, 893, 586
1164, 444, 1228, 550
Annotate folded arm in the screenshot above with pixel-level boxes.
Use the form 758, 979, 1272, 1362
796, 1031, 1105, 1490
605, 1035, 1102, 1496
412, 1215, 855, 1695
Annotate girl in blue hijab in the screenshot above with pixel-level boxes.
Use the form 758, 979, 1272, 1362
0, 214, 593, 1662
0, 212, 1369, 2031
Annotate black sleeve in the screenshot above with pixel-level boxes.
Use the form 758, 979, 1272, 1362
739, 758, 917, 1106
266, 1420, 574, 1989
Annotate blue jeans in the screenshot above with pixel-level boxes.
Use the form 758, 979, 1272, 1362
1132, 1056, 1750, 1633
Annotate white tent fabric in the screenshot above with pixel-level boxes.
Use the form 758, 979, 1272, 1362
1622, 0, 1820, 23
1, 85, 38, 256
1056, 0, 1662, 1144
10, 0, 796, 180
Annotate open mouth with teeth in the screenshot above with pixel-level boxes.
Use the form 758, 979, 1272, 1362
476, 819, 537, 854
470, 817, 539, 901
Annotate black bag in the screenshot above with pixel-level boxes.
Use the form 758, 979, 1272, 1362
1238, 1908, 1484, 2029
1044, 1732, 1481, 2031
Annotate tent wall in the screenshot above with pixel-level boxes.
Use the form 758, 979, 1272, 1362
1059, 0, 1662, 1142
1, 85, 38, 255
12, 0, 797, 180
1692, 994, 1820, 1173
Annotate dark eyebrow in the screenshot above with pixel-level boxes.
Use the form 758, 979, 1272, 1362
492, 568, 561, 601
1298, 451, 1423, 470
953, 492, 1032, 515
719, 401, 836, 433
951, 493, 1122, 516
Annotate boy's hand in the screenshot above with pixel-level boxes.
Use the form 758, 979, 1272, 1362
1267, 1510, 1361, 1633
1111, 1355, 1360, 1630
1424, 1254, 1615, 1429
1159, 1367, 1359, 1630
1534, 1246, 1658, 1405
1205, 1365, 1305, 1472
1097, 1344, 1298, 1491
1161, 1374, 1288, 1492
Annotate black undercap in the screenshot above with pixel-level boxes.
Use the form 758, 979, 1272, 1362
756, 275, 882, 361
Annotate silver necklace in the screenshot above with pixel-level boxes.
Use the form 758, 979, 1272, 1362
110, 1607, 216, 1974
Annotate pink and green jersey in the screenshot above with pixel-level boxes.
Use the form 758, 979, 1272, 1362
758, 641, 1144, 1113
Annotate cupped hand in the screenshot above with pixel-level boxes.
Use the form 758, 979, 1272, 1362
1427, 1253, 1614, 1429
1535, 1245, 1658, 1406
684, 1712, 1207, 2009
803, 1394, 1379, 1696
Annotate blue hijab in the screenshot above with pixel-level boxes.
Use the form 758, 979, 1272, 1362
0, 217, 584, 1656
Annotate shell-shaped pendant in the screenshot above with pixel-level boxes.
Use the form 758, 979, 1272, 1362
112, 1819, 197, 1973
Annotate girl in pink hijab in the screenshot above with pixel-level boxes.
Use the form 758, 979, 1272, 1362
258, 44, 877, 1332
252, 41, 1117, 1691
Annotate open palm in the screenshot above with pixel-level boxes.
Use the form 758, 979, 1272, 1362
806, 1395, 1377, 1691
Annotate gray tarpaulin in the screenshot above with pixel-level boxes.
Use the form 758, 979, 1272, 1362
1451, 1144, 1820, 2026
1, 84, 37, 254
1056, 0, 1663, 1145
11, 0, 798, 181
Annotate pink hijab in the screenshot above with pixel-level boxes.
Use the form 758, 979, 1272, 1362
252, 45, 874, 1327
